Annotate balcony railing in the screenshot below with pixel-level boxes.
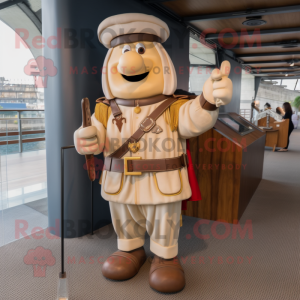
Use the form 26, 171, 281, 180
240, 109, 251, 121
0, 109, 45, 153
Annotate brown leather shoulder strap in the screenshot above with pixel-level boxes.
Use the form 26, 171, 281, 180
96, 97, 111, 107
107, 96, 178, 159
110, 99, 122, 117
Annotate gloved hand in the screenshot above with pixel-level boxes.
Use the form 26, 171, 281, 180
203, 60, 233, 107
74, 126, 99, 155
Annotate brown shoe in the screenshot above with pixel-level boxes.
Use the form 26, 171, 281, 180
102, 247, 147, 281
149, 255, 185, 293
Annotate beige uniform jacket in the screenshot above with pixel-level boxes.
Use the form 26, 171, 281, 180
74, 95, 218, 205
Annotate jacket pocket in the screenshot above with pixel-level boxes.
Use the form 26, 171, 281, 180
154, 170, 183, 196
103, 171, 124, 195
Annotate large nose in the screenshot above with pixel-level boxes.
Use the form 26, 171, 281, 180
117, 51, 146, 76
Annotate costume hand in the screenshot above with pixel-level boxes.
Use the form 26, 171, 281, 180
75, 126, 99, 155
203, 60, 233, 107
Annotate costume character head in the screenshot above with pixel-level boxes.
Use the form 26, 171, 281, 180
97, 13, 177, 99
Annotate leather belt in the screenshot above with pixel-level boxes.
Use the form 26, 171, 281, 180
114, 94, 169, 107
104, 154, 188, 175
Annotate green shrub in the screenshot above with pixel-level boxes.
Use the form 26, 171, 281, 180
292, 96, 300, 109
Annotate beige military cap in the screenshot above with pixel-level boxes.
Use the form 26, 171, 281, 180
97, 13, 170, 48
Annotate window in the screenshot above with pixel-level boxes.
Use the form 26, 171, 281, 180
0, 3, 47, 248
281, 79, 298, 91
189, 37, 216, 94
239, 70, 255, 119
264, 79, 281, 86
264, 79, 300, 91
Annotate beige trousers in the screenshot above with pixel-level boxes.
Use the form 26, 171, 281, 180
109, 201, 182, 259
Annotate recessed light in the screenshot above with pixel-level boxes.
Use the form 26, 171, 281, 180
282, 45, 298, 48
242, 16, 267, 26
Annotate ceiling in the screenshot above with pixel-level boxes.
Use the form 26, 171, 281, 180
146, 0, 300, 79
0, 0, 42, 58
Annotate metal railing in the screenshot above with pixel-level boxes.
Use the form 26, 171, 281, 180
240, 109, 251, 121
0, 109, 45, 153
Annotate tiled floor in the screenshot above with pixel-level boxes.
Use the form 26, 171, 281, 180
0, 150, 48, 247
1, 130, 300, 299
25, 198, 48, 216
0, 149, 47, 209
0, 204, 48, 247
1, 129, 300, 299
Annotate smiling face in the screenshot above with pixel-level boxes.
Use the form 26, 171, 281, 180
107, 41, 164, 99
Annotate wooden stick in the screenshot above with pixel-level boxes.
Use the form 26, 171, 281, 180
81, 98, 96, 181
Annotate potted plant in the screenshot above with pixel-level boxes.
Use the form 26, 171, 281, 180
291, 96, 300, 128
292, 96, 300, 110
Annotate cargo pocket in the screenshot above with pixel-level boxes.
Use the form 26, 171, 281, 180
103, 171, 124, 195
154, 170, 183, 196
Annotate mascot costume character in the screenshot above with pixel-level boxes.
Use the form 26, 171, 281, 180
74, 13, 232, 293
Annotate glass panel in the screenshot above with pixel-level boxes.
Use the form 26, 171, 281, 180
218, 114, 254, 136
240, 70, 255, 120
21, 110, 45, 118
21, 118, 45, 131
23, 133, 45, 139
0, 111, 18, 119
263, 79, 281, 85
189, 38, 216, 65
281, 79, 298, 90
0, 17, 47, 247
241, 70, 255, 101
0, 144, 9, 246
189, 35, 216, 94
0, 144, 19, 155
189, 66, 213, 94
0, 117, 19, 155
22, 141, 46, 152
27, 0, 42, 13
0, 117, 19, 132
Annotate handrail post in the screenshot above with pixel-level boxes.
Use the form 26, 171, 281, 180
18, 111, 22, 153
60, 145, 75, 276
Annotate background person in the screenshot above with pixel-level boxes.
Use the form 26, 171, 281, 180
292, 111, 299, 129
277, 102, 294, 152
264, 102, 271, 110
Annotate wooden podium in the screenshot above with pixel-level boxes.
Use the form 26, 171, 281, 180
257, 116, 289, 150
183, 113, 266, 223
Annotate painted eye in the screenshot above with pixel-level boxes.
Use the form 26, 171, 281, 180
136, 43, 145, 54
122, 45, 131, 54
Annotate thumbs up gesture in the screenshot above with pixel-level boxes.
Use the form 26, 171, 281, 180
203, 60, 233, 107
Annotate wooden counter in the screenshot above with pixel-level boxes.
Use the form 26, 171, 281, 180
261, 128, 279, 152
183, 113, 266, 223
258, 117, 289, 148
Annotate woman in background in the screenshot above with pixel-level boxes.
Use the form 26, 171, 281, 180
277, 102, 294, 152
